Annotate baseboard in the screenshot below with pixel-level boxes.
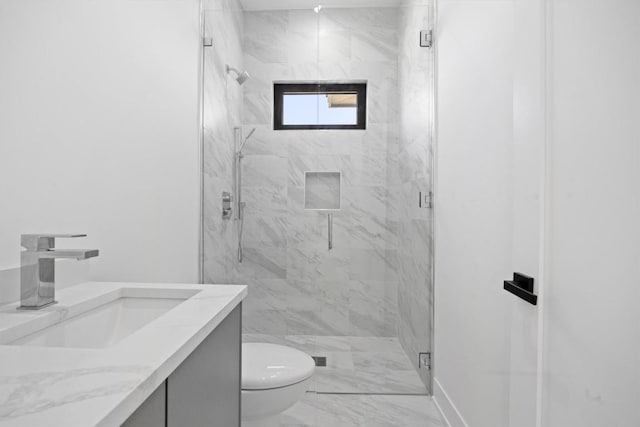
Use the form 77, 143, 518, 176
433, 377, 469, 427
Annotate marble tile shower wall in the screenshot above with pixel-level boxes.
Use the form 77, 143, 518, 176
393, 1, 434, 387
239, 8, 401, 337
203, 0, 244, 284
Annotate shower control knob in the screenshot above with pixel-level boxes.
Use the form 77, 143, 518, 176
222, 192, 232, 220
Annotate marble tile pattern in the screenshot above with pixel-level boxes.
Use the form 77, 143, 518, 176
202, 0, 245, 284
279, 393, 445, 427
244, 334, 427, 395
0, 282, 247, 427
392, 1, 435, 390
238, 7, 401, 338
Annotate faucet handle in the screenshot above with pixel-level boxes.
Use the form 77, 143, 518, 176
21, 234, 88, 251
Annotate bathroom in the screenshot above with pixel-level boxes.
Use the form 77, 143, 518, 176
0, 0, 638, 426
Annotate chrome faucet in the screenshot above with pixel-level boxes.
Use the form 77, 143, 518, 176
19, 234, 99, 310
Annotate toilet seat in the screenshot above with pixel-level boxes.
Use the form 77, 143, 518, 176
242, 343, 315, 390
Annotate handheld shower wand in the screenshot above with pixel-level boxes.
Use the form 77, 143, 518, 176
238, 127, 256, 154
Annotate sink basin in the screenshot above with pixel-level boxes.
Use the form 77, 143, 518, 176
9, 291, 195, 349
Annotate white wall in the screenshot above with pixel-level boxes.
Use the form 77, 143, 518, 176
543, 1, 640, 425
0, 0, 201, 293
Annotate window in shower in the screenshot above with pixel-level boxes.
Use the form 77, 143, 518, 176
273, 82, 367, 130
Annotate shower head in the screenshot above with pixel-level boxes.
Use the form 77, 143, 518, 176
238, 127, 256, 154
226, 64, 250, 85
235, 71, 250, 85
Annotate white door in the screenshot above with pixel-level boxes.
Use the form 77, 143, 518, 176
507, 0, 546, 425
434, 0, 545, 424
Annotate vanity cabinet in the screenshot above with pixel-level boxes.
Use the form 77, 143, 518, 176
123, 304, 242, 427
122, 382, 166, 427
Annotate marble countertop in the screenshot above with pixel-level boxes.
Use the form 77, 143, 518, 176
0, 282, 247, 426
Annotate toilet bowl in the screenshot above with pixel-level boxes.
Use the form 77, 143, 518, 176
241, 342, 315, 427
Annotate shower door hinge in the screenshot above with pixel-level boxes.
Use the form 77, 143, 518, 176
419, 191, 433, 209
420, 30, 433, 48
419, 352, 431, 370
203, 37, 213, 47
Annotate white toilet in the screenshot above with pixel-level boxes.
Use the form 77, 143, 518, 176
241, 342, 315, 427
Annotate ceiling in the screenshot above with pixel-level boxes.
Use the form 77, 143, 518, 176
239, 0, 405, 11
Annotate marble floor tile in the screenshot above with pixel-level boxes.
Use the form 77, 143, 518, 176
243, 335, 428, 395
278, 393, 446, 427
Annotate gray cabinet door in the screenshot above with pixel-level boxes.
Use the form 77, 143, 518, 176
122, 381, 166, 427
167, 304, 242, 427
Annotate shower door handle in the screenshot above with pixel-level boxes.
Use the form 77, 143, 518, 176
328, 213, 333, 250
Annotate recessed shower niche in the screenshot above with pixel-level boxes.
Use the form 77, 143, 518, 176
304, 171, 341, 211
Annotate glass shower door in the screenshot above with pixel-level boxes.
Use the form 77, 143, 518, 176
202, 0, 436, 398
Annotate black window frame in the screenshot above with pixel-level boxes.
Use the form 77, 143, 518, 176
273, 82, 367, 130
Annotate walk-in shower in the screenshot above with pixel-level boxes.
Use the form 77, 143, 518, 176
234, 127, 256, 263
202, 1, 434, 396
